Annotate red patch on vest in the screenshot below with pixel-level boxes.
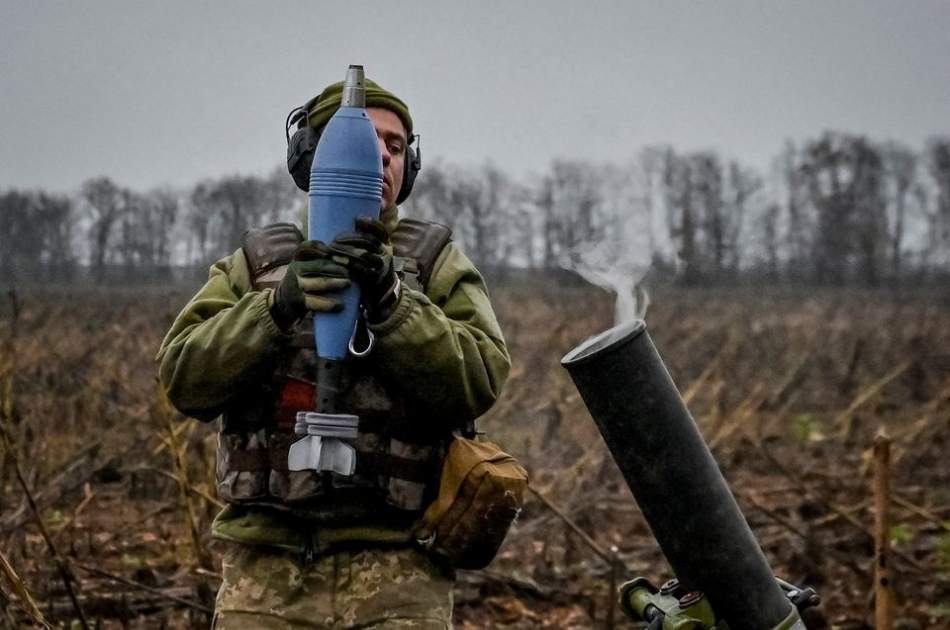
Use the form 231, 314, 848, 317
275, 378, 315, 430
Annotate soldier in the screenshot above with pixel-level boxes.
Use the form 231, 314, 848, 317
157, 77, 510, 629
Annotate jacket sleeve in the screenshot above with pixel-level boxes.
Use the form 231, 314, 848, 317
368, 242, 510, 422
156, 249, 289, 420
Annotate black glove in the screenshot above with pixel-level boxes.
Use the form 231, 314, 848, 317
329, 217, 400, 322
270, 241, 350, 331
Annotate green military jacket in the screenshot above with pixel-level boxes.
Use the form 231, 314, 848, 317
157, 208, 510, 554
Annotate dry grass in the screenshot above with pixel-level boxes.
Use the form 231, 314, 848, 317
1, 283, 948, 628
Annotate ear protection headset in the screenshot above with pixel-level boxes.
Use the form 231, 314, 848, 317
285, 95, 422, 205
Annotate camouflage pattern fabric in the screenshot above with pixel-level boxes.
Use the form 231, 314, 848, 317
213, 544, 454, 629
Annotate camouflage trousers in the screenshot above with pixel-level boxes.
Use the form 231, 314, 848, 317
213, 543, 454, 629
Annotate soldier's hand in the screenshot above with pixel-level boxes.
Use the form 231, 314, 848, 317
329, 217, 400, 322
270, 241, 350, 331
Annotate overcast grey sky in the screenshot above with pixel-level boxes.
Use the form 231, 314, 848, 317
2, 1, 948, 193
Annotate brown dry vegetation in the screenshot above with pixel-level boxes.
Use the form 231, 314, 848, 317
0, 283, 948, 629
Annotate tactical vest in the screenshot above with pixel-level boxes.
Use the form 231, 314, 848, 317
216, 218, 454, 524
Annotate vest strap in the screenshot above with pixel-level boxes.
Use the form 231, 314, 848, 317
242, 223, 303, 289
390, 219, 452, 289
355, 452, 434, 484
228, 442, 433, 483
242, 219, 452, 294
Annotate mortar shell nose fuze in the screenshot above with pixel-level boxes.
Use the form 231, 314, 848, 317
342, 65, 366, 108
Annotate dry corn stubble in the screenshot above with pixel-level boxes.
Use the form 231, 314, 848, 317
0, 285, 948, 628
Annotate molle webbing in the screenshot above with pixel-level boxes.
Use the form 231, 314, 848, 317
227, 445, 434, 483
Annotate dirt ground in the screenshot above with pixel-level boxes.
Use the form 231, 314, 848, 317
0, 282, 948, 628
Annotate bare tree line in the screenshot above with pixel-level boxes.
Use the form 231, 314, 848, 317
412, 132, 950, 286
2, 131, 949, 286
0, 167, 299, 283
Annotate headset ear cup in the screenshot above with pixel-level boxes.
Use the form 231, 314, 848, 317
396, 144, 421, 205
287, 127, 320, 192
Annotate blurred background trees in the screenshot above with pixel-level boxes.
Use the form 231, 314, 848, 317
3, 132, 950, 286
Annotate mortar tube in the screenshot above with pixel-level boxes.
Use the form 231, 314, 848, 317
561, 320, 795, 630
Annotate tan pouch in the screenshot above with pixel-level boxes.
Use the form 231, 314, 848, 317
414, 437, 528, 570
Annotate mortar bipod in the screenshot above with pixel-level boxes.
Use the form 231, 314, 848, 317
619, 576, 820, 630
